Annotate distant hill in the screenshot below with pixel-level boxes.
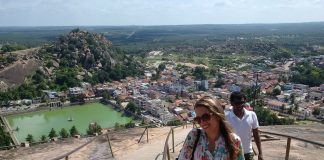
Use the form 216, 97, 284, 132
40, 29, 117, 70
37, 29, 143, 84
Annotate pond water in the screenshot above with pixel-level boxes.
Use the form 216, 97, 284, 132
6, 102, 132, 142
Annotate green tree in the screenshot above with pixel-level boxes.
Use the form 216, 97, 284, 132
125, 101, 141, 115
158, 63, 166, 71
26, 134, 35, 143
114, 122, 122, 131
102, 91, 111, 100
86, 122, 102, 135
40, 135, 47, 142
0, 127, 11, 147
272, 88, 281, 96
312, 108, 321, 116
48, 128, 58, 139
294, 104, 299, 112
59, 128, 69, 138
214, 79, 225, 88
70, 126, 79, 136
193, 66, 207, 80
288, 107, 293, 115
125, 121, 135, 128
290, 93, 296, 104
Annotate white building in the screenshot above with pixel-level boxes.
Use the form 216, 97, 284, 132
69, 87, 84, 96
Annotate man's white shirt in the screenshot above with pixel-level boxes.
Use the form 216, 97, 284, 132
225, 108, 259, 154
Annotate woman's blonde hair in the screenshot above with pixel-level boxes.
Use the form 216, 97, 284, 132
194, 96, 240, 160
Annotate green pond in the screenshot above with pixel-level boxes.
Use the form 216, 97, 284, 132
6, 103, 132, 142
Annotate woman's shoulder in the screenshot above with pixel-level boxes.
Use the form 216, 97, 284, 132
231, 132, 241, 142
184, 128, 203, 145
188, 128, 202, 137
230, 133, 242, 148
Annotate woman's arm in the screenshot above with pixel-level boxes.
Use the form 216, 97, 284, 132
233, 134, 244, 160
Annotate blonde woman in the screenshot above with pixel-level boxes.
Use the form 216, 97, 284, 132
178, 96, 244, 160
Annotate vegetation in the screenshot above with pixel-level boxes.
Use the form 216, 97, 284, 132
193, 66, 207, 80
59, 128, 69, 138
1, 44, 27, 52
0, 127, 11, 147
40, 135, 47, 142
167, 119, 183, 126
125, 121, 136, 128
38, 30, 143, 84
0, 53, 17, 65
125, 102, 141, 115
114, 122, 122, 131
290, 61, 324, 87
86, 122, 102, 135
312, 108, 321, 116
48, 128, 58, 139
25, 134, 35, 143
272, 87, 281, 96
69, 126, 79, 136
253, 100, 295, 125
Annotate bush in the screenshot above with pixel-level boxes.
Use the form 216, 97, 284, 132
125, 121, 135, 128
70, 126, 79, 136
86, 122, 102, 135
48, 128, 58, 139
40, 135, 47, 142
26, 134, 35, 143
167, 119, 183, 126
59, 128, 69, 138
114, 122, 124, 131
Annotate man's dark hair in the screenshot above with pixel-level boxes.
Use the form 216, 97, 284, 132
230, 91, 246, 105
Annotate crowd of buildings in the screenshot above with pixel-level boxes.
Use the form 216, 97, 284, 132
1, 55, 324, 125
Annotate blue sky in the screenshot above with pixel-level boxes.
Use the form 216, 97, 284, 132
0, 0, 323, 26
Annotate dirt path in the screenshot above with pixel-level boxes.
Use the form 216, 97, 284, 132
111, 126, 192, 160
1, 124, 324, 160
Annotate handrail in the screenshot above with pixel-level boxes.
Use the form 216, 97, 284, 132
161, 127, 324, 160
260, 130, 324, 147
162, 127, 173, 160
260, 130, 324, 160
161, 124, 192, 160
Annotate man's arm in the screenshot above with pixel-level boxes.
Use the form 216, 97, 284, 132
252, 128, 263, 160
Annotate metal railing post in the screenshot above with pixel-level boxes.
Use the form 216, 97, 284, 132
106, 133, 114, 158
172, 127, 175, 153
147, 127, 149, 143
138, 127, 148, 143
285, 137, 291, 160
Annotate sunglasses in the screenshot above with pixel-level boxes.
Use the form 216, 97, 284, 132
193, 113, 213, 124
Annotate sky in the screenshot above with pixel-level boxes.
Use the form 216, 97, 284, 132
0, 0, 324, 26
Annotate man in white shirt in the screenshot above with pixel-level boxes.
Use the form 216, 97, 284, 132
225, 91, 263, 160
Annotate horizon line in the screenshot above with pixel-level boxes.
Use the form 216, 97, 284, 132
1, 21, 324, 28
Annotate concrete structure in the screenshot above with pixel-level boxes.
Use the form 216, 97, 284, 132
0, 115, 20, 145
69, 87, 84, 96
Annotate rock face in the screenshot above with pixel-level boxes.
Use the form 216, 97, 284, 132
0, 58, 41, 87
42, 29, 117, 70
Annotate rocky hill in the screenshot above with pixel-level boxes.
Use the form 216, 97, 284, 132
41, 29, 116, 69
38, 29, 143, 83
